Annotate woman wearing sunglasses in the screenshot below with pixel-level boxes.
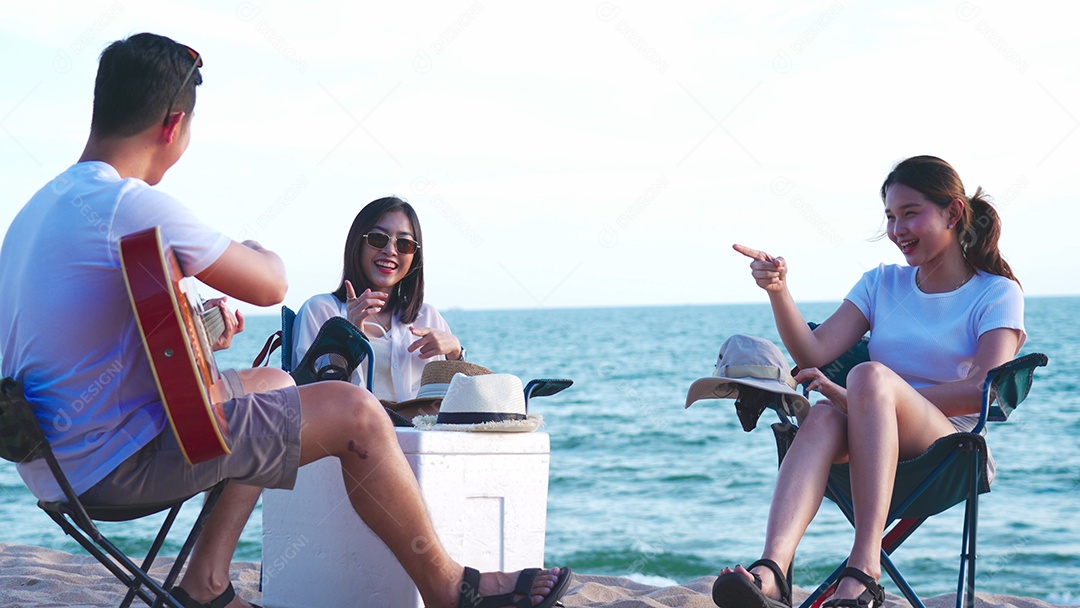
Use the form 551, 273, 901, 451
292, 197, 463, 411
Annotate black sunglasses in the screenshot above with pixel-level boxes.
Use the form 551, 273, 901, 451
162, 44, 203, 127
362, 232, 419, 254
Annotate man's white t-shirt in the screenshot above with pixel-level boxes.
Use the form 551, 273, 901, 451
0, 161, 230, 501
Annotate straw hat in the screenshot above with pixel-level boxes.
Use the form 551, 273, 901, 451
412, 373, 542, 432
685, 334, 810, 421
384, 360, 493, 413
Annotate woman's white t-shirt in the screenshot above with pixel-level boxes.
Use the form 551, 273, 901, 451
845, 263, 1026, 433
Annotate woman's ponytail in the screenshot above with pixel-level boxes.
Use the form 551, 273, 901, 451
958, 187, 1019, 286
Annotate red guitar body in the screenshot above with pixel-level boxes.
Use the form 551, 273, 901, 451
119, 227, 230, 464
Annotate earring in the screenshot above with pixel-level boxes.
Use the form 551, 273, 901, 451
948, 223, 955, 229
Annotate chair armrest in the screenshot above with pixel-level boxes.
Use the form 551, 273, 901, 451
983, 353, 1049, 423
523, 379, 573, 408
281, 305, 297, 373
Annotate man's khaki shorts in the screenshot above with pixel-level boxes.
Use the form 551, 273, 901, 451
79, 369, 302, 506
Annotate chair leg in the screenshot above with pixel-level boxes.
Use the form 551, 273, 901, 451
44, 483, 228, 608
45, 510, 147, 595
120, 504, 183, 608
881, 551, 925, 608
880, 518, 927, 608
122, 481, 228, 608
802, 560, 846, 608
966, 495, 978, 608
47, 508, 184, 608
801, 517, 931, 608
956, 454, 981, 608
802, 478, 860, 608
161, 482, 228, 596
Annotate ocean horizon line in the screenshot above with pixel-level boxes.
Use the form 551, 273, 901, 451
244, 292, 1080, 317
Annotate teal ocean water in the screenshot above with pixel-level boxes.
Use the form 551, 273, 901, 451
1, 297, 1077, 603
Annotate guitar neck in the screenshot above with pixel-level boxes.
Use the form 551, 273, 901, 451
202, 306, 226, 344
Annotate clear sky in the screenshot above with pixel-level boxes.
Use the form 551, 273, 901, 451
2, 1, 1077, 315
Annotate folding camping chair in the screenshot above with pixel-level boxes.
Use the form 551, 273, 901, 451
0, 377, 227, 608
736, 337, 1048, 608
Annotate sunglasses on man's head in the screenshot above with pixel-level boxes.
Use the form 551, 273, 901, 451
162, 44, 203, 127
362, 232, 419, 254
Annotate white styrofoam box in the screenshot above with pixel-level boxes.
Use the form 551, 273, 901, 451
262, 428, 551, 608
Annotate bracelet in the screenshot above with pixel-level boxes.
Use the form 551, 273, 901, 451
456, 347, 467, 361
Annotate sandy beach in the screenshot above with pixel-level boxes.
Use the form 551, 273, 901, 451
0, 543, 1067, 608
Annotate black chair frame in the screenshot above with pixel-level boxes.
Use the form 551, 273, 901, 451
37, 445, 226, 608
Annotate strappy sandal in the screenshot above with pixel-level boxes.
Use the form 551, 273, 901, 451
712, 558, 792, 608
172, 583, 263, 608
458, 566, 572, 608
821, 567, 885, 608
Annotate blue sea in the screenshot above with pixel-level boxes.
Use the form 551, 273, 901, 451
1, 297, 1077, 604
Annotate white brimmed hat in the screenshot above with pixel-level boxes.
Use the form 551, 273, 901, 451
412, 373, 542, 432
685, 334, 810, 421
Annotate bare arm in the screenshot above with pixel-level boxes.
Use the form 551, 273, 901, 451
798, 300, 871, 368
733, 243, 869, 368
195, 240, 288, 306
918, 327, 1022, 417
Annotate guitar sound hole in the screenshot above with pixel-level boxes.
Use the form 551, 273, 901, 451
314, 353, 349, 381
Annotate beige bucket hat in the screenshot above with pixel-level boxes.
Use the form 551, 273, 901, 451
685, 334, 810, 422
384, 359, 493, 413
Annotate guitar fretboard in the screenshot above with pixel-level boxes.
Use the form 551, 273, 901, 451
202, 306, 226, 344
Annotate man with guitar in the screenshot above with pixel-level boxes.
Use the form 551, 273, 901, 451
0, 33, 570, 608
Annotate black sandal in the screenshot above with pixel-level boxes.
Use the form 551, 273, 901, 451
712, 558, 792, 608
821, 567, 885, 608
172, 582, 263, 608
458, 566, 572, 608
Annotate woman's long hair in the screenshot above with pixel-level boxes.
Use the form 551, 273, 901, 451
332, 196, 425, 323
880, 155, 1019, 285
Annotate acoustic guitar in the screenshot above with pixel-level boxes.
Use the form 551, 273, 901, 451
119, 227, 230, 464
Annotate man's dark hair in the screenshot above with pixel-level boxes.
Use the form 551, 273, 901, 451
91, 33, 203, 138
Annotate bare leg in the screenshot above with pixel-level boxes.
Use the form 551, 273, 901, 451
179, 367, 295, 607
179, 370, 564, 608
718, 359, 956, 603
296, 380, 563, 608
177, 483, 263, 605
835, 362, 955, 601
718, 402, 850, 600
